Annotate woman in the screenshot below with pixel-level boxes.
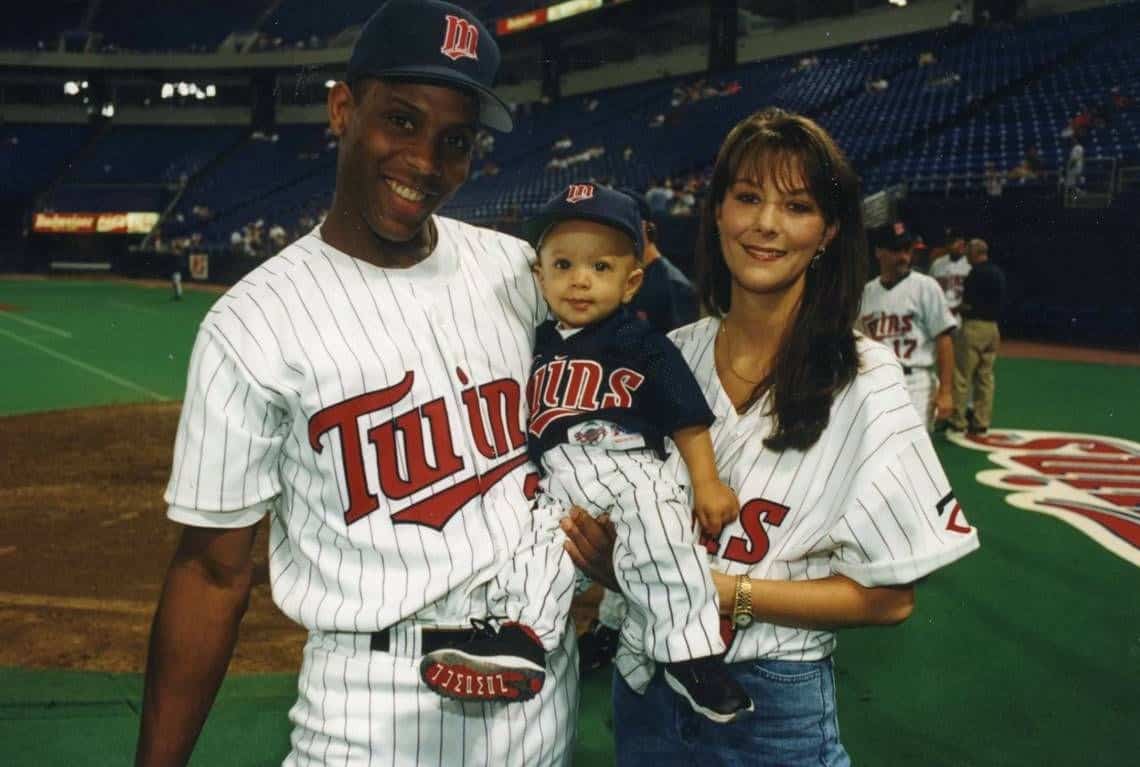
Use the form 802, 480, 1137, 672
562, 108, 980, 765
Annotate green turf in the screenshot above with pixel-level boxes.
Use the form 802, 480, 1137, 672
2, 279, 1138, 765
0, 280, 213, 415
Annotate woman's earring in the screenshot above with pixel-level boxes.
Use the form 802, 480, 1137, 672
811, 247, 825, 268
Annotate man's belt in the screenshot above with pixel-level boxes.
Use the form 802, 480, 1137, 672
370, 626, 474, 654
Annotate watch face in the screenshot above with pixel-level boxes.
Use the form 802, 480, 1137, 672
733, 613, 753, 628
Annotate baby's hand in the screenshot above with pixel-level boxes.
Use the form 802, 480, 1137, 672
691, 479, 740, 538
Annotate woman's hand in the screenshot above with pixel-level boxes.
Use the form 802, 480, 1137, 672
561, 507, 619, 591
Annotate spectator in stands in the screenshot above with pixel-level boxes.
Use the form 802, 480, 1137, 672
1008, 144, 1043, 182
949, 239, 1006, 435
984, 163, 1005, 197
645, 179, 674, 215
865, 76, 889, 93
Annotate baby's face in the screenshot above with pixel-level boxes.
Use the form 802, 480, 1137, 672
535, 220, 643, 329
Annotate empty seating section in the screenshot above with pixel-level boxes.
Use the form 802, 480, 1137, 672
64, 126, 244, 185
15, 4, 1138, 239
0, 125, 91, 201
91, 0, 266, 52
168, 125, 336, 238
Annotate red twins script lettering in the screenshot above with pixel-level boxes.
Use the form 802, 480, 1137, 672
308, 372, 527, 529
702, 499, 790, 564
526, 358, 645, 437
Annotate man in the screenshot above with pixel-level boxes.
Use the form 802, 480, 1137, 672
135, 2, 578, 765
929, 231, 971, 316
859, 230, 958, 430
622, 188, 699, 335
949, 239, 1006, 435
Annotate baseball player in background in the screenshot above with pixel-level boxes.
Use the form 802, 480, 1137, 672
436, 182, 751, 723
135, 2, 579, 765
928, 230, 971, 316
562, 107, 980, 766
859, 230, 958, 430
578, 188, 700, 676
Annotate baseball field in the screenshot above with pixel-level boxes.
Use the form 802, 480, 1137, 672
1, 276, 1137, 766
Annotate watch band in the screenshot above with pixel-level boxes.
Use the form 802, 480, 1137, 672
732, 574, 753, 628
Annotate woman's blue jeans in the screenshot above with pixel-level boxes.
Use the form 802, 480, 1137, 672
613, 657, 851, 766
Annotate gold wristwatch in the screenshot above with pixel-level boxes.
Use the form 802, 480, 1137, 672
731, 575, 754, 629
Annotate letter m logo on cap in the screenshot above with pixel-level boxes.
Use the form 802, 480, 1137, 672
566, 184, 595, 204
440, 14, 479, 61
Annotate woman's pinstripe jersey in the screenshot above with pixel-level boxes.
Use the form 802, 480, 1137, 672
164, 216, 574, 641
616, 317, 980, 690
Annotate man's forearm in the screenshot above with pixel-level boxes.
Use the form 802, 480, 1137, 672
936, 333, 954, 393
135, 559, 251, 767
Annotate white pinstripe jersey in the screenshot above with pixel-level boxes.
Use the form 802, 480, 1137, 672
859, 272, 957, 368
929, 254, 972, 312
662, 319, 979, 666
164, 217, 551, 632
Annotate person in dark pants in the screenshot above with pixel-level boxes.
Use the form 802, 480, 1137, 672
949, 238, 1007, 435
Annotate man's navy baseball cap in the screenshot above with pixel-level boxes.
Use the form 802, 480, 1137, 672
347, 0, 513, 132
526, 183, 645, 257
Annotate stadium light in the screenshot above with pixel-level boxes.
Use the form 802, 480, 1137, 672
80, 80, 89, 89
205, 84, 217, 98
63, 81, 80, 96
177, 82, 190, 97
101, 103, 115, 118
161, 83, 174, 99
195, 91, 207, 100
889, 0, 908, 7
325, 80, 336, 88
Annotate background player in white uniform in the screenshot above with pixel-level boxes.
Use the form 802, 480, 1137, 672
928, 231, 972, 316
563, 108, 979, 766
136, 3, 579, 765
860, 230, 958, 430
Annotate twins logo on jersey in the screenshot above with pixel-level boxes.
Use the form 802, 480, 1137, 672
440, 14, 480, 61
526, 358, 644, 437
308, 370, 528, 530
949, 429, 1140, 567
861, 312, 918, 359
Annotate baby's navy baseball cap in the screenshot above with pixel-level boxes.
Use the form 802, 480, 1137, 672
347, 0, 513, 132
527, 183, 645, 257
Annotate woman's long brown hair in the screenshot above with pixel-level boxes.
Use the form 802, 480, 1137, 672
696, 107, 867, 451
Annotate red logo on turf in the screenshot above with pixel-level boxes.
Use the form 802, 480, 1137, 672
441, 15, 479, 61
565, 184, 595, 204
950, 429, 1140, 566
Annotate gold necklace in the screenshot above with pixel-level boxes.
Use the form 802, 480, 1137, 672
717, 319, 766, 385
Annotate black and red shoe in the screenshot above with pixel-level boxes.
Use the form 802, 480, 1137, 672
420, 619, 547, 703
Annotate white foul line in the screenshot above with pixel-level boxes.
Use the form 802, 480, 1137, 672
0, 310, 72, 338
0, 326, 169, 402
0, 590, 154, 616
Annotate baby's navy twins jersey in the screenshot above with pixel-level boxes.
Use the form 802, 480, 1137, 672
525, 306, 714, 468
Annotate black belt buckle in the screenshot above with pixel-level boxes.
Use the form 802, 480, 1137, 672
902, 365, 914, 375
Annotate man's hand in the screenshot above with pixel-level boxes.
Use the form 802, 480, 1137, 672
934, 387, 954, 422
561, 507, 619, 591
691, 479, 740, 537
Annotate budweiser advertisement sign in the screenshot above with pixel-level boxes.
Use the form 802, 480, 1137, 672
33, 211, 159, 235
949, 429, 1140, 567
